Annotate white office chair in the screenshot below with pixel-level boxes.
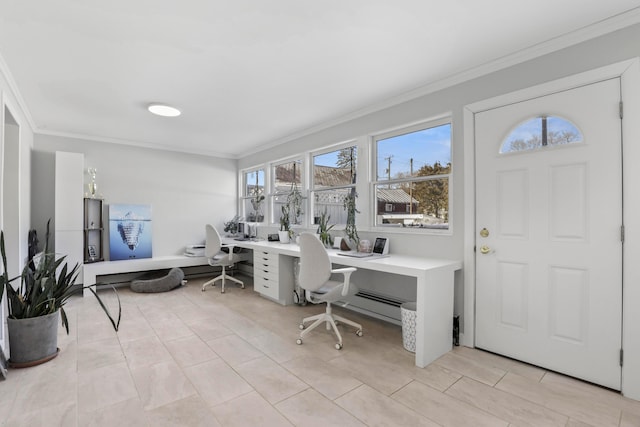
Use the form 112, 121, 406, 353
296, 232, 363, 349
201, 224, 249, 293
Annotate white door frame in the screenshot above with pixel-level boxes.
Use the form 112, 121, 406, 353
463, 58, 640, 400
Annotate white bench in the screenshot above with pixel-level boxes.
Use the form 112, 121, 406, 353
82, 255, 209, 296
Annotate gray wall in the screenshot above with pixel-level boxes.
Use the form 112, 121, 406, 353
32, 134, 237, 257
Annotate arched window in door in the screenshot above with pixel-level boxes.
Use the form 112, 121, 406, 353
499, 115, 583, 154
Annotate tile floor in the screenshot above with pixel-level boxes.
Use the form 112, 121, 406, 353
1, 274, 640, 426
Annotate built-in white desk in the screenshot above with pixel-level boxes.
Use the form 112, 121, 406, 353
227, 238, 462, 369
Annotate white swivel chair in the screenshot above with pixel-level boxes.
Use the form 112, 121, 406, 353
296, 232, 363, 349
201, 224, 249, 293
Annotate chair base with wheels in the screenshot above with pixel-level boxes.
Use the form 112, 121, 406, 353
296, 301, 363, 350
201, 264, 244, 293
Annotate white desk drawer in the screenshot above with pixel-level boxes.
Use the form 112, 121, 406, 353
254, 267, 278, 282
255, 276, 278, 300
255, 251, 278, 264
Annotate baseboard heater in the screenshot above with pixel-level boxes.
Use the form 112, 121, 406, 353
354, 289, 405, 307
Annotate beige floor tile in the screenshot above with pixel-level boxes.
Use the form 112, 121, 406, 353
246, 330, 309, 364
115, 316, 156, 343
393, 380, 509, 427
4, 401, 76, 427
78, 398, 147, 427
434, 351, 506, 386
77, 336, 125, 372
130, 360, 197, 410
206, 333, 265, 366
188, 318, 234, 341
235, 356, 309, 404
120, 335, 172, 370
328, 351, 414, 396
145, 395, 221, 427
621, 410, 640, 427
164, 334, 218, 367
277, 388, 366, 427
446, 377, 568, 427
211, 391, 293, 427
496, 372, 620, 427
409, 362, 463, 392
149, 317, 194, 342
335, 384, 440, 426
183, 358, 253, 406
78, 362, 138, 414
174, 306, 218, 325
283, 356, 362, 400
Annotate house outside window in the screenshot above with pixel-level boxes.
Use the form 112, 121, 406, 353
271, 159, 305, 226
373, 119, 451, 230
311, 145, 357, 226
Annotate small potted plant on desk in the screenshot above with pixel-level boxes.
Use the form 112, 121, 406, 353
316, 208, 334, 248
224, 215, 241, 236
279, 204, 292, 243
1, 220, 121, 368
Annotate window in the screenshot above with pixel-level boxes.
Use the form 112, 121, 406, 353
241, 168, 265, 222
311, 145, 357, 226
374, 121, 451, 230
271, 159, 305, 225
500, 115, 583, 153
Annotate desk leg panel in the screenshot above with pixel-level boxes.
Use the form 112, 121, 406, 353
415, 267, 455, 368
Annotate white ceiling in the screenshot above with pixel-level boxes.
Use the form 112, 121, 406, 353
1, 1, 640, 158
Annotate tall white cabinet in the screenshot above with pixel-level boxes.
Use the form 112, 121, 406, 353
55, 151, 84, 283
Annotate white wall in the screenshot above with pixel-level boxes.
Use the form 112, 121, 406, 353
32, 134, 237, 258
238, 23, 640, 399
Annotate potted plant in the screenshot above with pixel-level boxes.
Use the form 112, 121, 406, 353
223, 215, 241, 236
287, 182, 304, 225
1, 220, 120, 367
250, 194, 265, 222
316, 208, 334, 247
342, 191, 360, 251
279, 204, 292, 243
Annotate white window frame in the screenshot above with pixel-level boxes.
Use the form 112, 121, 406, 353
371, 116, 453, 234
310, 140, 358, 227
239, 167, 266, 223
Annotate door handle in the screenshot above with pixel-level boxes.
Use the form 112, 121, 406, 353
480, 245, 492, 254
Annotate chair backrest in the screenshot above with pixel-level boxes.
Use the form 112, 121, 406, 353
205, 224, 222, 258
299, 232, 332, 292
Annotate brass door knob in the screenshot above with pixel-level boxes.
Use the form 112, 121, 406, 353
480, 245, 491, 254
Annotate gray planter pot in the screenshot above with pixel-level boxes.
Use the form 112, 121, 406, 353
7, 310, 59, 367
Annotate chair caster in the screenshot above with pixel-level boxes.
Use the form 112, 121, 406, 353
201, 288, 205, 292
356, 330, 363, 337
299, 324, 305, 330
335, 343, 343, 350
296, 339, 303, 345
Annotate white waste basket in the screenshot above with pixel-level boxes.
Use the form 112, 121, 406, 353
401, 302, 417, 353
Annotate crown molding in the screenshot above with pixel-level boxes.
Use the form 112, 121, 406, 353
35, 129, 238, 159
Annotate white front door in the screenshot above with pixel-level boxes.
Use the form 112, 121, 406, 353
475, 78, 623, 390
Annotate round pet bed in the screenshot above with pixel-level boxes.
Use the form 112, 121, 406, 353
130, 267, 185, 293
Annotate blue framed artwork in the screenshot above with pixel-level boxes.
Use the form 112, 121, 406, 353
109, 204, 152, 260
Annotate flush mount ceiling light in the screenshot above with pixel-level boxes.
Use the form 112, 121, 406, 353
147, 103, 181, 117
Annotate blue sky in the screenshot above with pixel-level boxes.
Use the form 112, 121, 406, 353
376, 123, 451, 180
246, 123, 452, 187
